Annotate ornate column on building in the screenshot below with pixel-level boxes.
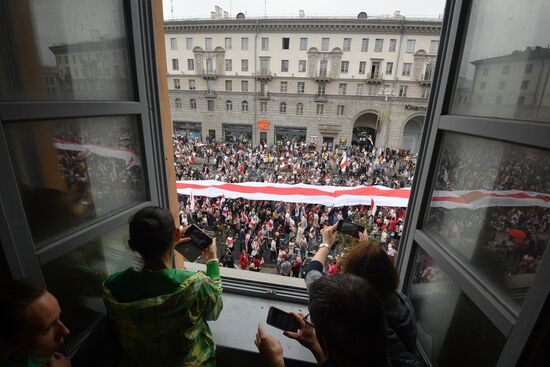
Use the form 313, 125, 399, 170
376, 86, 397, 148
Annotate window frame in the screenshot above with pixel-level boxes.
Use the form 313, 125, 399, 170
396, 2, 550, 367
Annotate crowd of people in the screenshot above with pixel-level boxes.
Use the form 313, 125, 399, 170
173, 136, 416, 188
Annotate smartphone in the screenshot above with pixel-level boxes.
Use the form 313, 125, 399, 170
336, 220, 365, 238
175, 224, 213, 262
266, 306, 299, 332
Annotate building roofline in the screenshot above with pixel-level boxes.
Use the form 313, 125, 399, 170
471, 46, 550, 64
164, 17, 442, 34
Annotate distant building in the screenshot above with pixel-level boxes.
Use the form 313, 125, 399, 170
164, 11, 442, 152
452, 46, 550, 121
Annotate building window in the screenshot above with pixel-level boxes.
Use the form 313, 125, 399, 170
368, 85, 377, 96
175, 98, 182, 109
190, 98, 197, 109
300, 37, 308, 51
282, 37, 290, 50
402, 63, 412, 76
339, 83, 347, 95
187, 59, 194, 71
337, 105, 344, 115
496, 96, 503, 105
429, 40, 439, 54
174, 79, 180, 89
359, 61, 366, 74
208, 100, 214, 111
189, 79, 196, 90
361, 38, 369, 52
521, 80, 529, 89
225, 37, 232, 50
316, 104, 324, 115
226, 100, 233, 111
225, 59, 232, 71
241, 59, 249, 72
341, 61, 349, 73
480, 81, 487, 90
503, 65, 510, 74
260, 101, 267, 112
398, 85, 408, 97
225, 80, 232, 91
525, 63, 533, 73
241, 100, 248, 112
170, 38, 177, 50
343, 38, 351, 51
241, 37, 249, 50
499, 81, 506, 90
279, 102, 287, 113
483, 67, 490, 76
241, 80, 248, 92
205, 37, 213, 50
517, 96, 525, 105
375, 39, 384, 52
321, 37, 330, 51
389, 39, 397, 52
298, 60, 307, 72
406, 39, 416, 53
297, 82, 305, 93
296, 103, 304, 115
356, 84, 364, 95
186, 37, 193, 50
386, 62, 394, 74
261, 37, 269, 51
281, 60, 289, 72
172, 59, 179, 70
422, 87, 430, 98
318, 84, 326, 96
280, 81, 288, 92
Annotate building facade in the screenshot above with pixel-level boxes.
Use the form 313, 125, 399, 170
165, 13, 441, 151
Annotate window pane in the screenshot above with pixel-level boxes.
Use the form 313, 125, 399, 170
409, 247, 506, 367
450, 0, 550, 122
4, 116, 146, 243
0, 0, 134, 101
424, 132, 550, 309
42, 225, 141, 349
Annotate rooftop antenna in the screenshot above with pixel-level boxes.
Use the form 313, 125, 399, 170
170, 0, 174, 19
229, 0, 232, 17
265, 0, 267, 17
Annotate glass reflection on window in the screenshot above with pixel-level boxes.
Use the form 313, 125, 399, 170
409, 247, 505, 367
42, 225, 141, 349
450, 0, 550, 122
0, 0, 134, 100
425, 132, 550, 308
4, 116, 146, 243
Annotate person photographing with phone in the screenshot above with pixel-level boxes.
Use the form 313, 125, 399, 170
102, 206, 223, 367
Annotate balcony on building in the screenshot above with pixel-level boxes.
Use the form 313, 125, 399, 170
258, 92, 271, 100
202, 70, 218, 80
204, 89, 217, 98
255, 70, 272, 80
366, 72, 383, 84
314, 71, 331, 83
418, 71, 434, 85
314, 94, 328, 102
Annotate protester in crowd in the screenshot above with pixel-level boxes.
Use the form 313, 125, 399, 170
305, 223, 420, 362
102, 206, 222, 367
255, 274, 391, 367
240, 249, 249, 270
0, 279, 71, 367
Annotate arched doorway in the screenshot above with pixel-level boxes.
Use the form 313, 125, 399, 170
401, 116, 425, 153
352, 112, 377, 148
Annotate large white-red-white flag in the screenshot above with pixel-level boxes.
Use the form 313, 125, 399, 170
54, 140, 140, 169
340, 153, 348, 173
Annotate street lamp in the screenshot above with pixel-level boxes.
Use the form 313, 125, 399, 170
377, 87, 396, 149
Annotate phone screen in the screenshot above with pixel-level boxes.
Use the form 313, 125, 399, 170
266, 306, 299, 332
174, 225, 212, 262
337, 220, 365, 238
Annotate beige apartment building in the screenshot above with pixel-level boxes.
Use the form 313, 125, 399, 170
165, 11, 442, 151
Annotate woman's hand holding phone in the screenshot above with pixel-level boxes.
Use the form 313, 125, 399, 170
202, 237, 217, 262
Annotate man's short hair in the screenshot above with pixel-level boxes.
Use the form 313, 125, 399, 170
309, 274, 388, 367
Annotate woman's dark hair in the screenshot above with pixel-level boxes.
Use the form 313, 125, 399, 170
343, 240, 399, 297
309, 274, 388, 367
129, 206, 175, 260
0, 279, 46, 342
